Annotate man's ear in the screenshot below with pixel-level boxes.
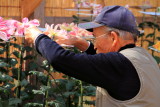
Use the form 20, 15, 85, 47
110, 31, 119, 47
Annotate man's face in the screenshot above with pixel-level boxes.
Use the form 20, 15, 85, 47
93, 26, 114, 54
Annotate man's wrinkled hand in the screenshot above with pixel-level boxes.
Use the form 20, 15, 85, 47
25, 26, 42, 43
55, 35, 89, 51
55, 35, 79, 46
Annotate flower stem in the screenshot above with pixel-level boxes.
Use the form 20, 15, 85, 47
80, 80, 83, 107
77, 7, 80, 24
16, 37, 24, 107
151, 13, 158, 56
43, 65, 51, 107
5, 41, 10, 72
141, 9, 146, 47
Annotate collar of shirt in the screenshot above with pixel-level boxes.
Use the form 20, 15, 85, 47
118, 44, 136, 52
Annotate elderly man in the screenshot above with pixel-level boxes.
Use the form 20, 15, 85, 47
25, 5, 160, 107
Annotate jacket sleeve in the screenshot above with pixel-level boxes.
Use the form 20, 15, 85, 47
85, 42, 96, 55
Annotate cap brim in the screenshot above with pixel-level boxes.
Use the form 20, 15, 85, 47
78, 22, 103, 31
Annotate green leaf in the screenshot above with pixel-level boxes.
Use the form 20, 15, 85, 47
153, 56, 160, 64
41, 60, 50, 71
23, 55, 34, 60
10, 43, 21, 50
158, 27, 160, 32
72, 15, 79, 20
156, 37, 160, 41
54, 79, 67, 84
0, 100, 9, 107
146, 33, 154, 38
84, 100, 95, 105
29, 71, 39, 75
20, 91, 29, 100
144, 40, 154, 46
139, 21, 160, 29
0, 73, 13, 82
0, 48, 5, 54
24, 46, 33, 52
21, 79, 29, 87
24, 103, 43, 107
48, 101, 64, 106
28, 61, 38, 70
12, 51, 21, 58
4, 83, 15, 89
73, 20, 79, 24
32, 90, 44, 95
9, 98, 22, 106
138, 33, 144, 37
12, 68, 19, 79
0, 62, 8, 67
83, 86, 96, 96
9, 58, 18, 66
40, 85, 51, 92
0, 87, 4, 91
0, 67, 7, 73
29, 71, 47, 84
0, 87, 10, 94
66, 80, 75, 91
63, 92, 76, 97
29, 71, 46, 77
84, 86, 96, 92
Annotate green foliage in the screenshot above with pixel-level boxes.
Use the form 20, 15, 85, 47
32, 85, 51, 95
28, 61, 39, 70
0, 73, 13, 82
72, 15, 80, 24
139, 21, 160, 29
12, 50, 21, 58
84, 100, 95, 105
1, 34, 95, 107
21, 79, 29, 87
23, 55, 34, 60
156, 37, 160, 41
9, 58, 18, 67
72, 15, 91, 24
0, 100, 9, 107
153, 56, 160, 64
24, 103, 43, 107
146, 33, 155, 38
32, 90, 44, 95
10, 43, 21, 50
0, 62, 8, 67
9, 98, 22, 106
138, 19, 160, 64
48, 101, 63, 107
0, 48, 5, 54
24, 46, 33, 52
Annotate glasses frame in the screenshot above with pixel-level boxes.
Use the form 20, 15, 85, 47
92, 32, 110, 43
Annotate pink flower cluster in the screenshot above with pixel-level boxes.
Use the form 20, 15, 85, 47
74, 0, 90, 8
45, 23, 68, 39
74, 0, 103, 15
0, 17, 40, 41
45, 23, 93, 39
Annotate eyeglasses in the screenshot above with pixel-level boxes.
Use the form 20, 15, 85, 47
92, 33, 109, 43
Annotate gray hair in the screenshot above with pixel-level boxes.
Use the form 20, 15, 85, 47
103, 26, 137, 42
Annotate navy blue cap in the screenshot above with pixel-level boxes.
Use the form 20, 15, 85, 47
78, 5, 140, 35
